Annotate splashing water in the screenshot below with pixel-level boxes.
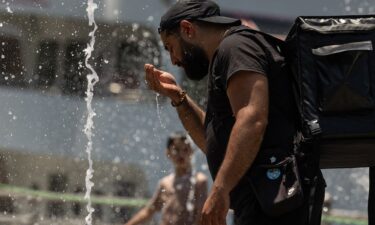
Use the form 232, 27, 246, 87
186, 136, 197, 223
83, 1, 99, 225
6, 6, 12, 13
152, 93, 164, 144
156, 93, 166, 129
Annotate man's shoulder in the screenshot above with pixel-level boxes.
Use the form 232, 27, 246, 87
219, 31, 248, 50
218, 27, 264, 56
222, 26, 257, 44
195, 172, 208, 183
159, 173, 174, 186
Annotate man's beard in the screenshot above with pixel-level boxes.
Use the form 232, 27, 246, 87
179, 38, 209, 81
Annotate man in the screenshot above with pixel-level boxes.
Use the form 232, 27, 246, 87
124, 132, 207, 225
145, 1, 325, 224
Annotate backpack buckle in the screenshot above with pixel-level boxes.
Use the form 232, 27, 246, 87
307, 120, 322, 136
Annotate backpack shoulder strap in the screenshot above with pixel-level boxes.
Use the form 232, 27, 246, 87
225, 26, 286, 57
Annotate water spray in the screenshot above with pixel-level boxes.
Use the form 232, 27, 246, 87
83, 0, 99, 224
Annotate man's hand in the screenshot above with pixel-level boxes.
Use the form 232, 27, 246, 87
200, 186, 230, 225
144, 64, 182, 103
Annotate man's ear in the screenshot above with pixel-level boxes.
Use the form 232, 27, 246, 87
179, 20, 195, 39
165, 148, 171, 158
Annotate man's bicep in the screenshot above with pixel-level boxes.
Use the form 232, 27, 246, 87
226, 70, 268, 118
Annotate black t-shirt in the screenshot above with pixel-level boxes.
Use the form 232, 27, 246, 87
204, 25, 297, 209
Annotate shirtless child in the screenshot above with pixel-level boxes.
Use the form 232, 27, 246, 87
124, 132, 208, 225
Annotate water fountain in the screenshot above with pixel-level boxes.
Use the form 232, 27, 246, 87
83, 0, 99, 224
186, 139, 197, 224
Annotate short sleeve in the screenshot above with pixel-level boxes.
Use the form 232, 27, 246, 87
146, 181, 164, 211
213, 33, 269, 88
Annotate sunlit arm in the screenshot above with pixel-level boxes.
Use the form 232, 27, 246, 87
124, 206, 156, 225
213, 71, 269, 195
194, 174, 209, 224
176, 95, 207, 154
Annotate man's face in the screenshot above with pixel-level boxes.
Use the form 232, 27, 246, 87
161, 31, 209, 80
167, 139, 193, 168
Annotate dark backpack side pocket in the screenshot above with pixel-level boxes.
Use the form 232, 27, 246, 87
248, 153, 304, 217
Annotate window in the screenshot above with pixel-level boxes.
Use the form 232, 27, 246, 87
93, 190, 104, 221
34, 41, 58, 89
111, 181, 136, 222
115, 181, 136, 197
73, 29, 161, 98
0, 37, 24, 86
0, 153, 13, 214
47, 174, 68, 218
72, 186, 84, 216
63, 41, 87, 96
114, 35, 160, 90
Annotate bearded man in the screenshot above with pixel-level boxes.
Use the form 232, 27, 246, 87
145, 1, 325, 224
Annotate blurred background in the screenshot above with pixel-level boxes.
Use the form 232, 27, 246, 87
0, 0, 373, 224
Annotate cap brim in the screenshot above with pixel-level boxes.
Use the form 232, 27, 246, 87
197, 16, 241, 25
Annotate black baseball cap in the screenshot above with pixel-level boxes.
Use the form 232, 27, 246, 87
159, 0, 241, 33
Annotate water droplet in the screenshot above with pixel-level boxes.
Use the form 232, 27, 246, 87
113, 156, 120, 164
6, 6, 13, 13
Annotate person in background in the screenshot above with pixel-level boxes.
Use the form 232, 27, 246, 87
145, 0, 325, 224
124, 132, 208, 225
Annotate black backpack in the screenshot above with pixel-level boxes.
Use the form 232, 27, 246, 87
284, 15, 375, 169
243, 15, 375, 169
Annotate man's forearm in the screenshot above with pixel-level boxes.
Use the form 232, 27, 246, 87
213, 112, 267, 193
176, 95, 207, 154
125, 207, 154, 225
